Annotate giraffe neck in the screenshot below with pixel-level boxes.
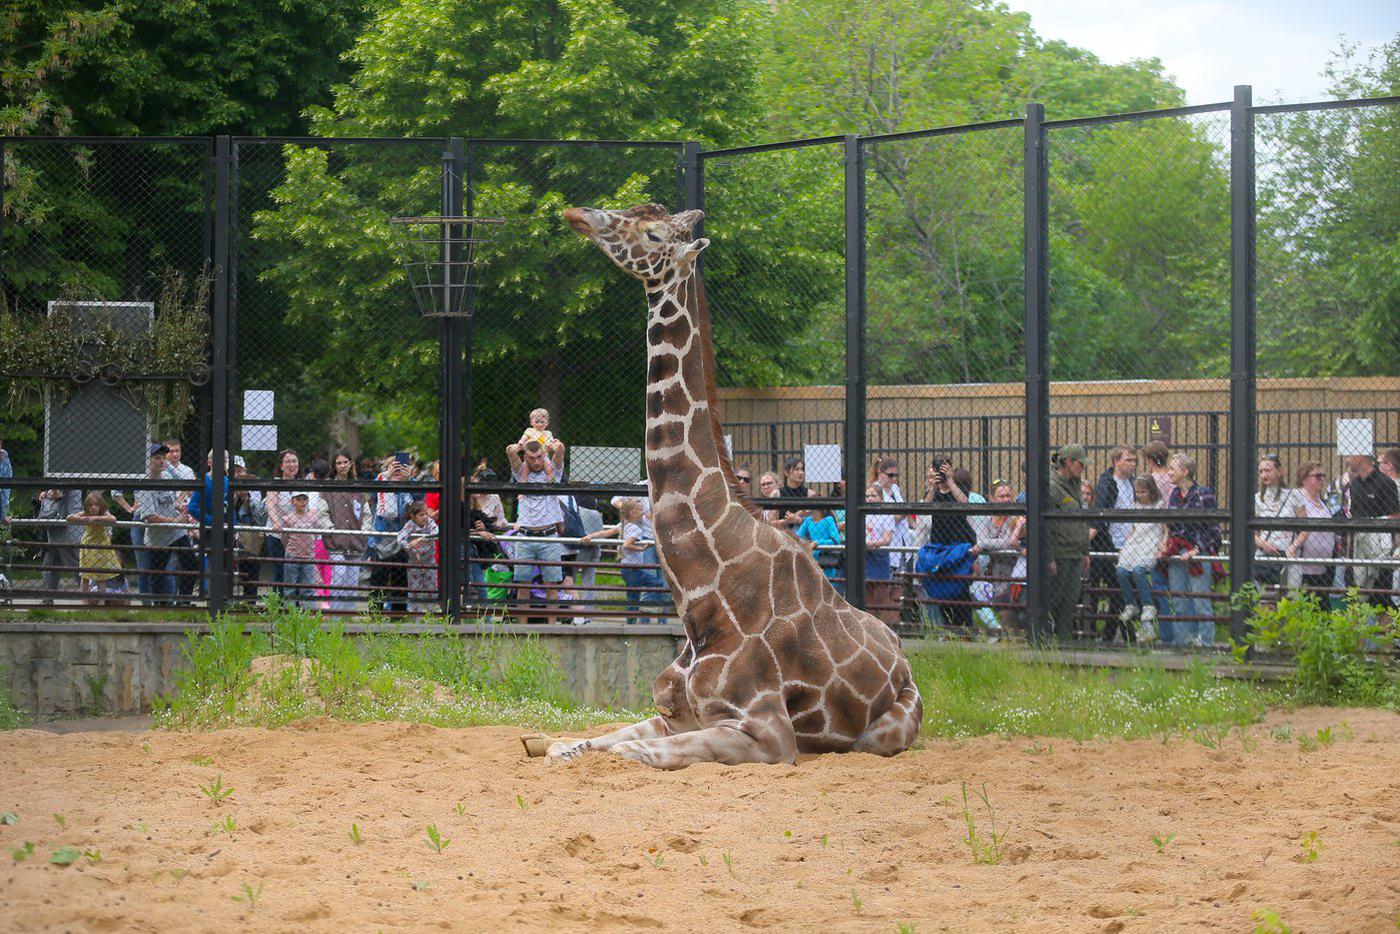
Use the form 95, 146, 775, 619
642, 262, 743, 525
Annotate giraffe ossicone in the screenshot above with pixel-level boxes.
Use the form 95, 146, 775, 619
552, 202, 923, 770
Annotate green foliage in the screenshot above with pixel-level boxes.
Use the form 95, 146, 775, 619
1151, 832, 1175, 854
3, 0, 364, 137
1240, 590, 1398, 707
10, 841, 36, 863
1300, 830, 1323, 863
1256, 40, 1400, 378
248, 0, 766, 460
908, 644, 1270, 739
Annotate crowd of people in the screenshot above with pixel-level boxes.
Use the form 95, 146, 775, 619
1, 419, 1396, 642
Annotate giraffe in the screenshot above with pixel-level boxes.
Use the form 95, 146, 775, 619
549, 203, 922, 770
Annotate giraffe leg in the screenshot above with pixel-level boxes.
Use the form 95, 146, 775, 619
547, 657, 697, 762
546, 716, 676, 762
610, 700, 797, 770
852, 683, 923, 756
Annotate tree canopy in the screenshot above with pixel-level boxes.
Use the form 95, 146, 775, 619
0, 0, 1393, 476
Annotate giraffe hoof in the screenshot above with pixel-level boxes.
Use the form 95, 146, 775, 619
546, 740, 587, 762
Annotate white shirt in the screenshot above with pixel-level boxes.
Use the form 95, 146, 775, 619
1109, 475, 1136, 549
881, 482, 906, 568
514, 465, 562, 528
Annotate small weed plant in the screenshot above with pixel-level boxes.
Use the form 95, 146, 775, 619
52, 813, 66, 830
0, 812, 16, 825
49, 846, 81, 866
211, 814, 236, 835
199, 775, 234, 805
232, 880, 263, 909
425, 824, 450, 854
11, 841, 35, 862
1252, 907, 1292, 933
960, 782, 1009, 865
348, 823, 362, 844
1152, 832, 1175, 854
1301, 831, 1323, 862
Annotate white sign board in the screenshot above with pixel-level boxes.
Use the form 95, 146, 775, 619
1336, 418, 1374, 457
724, 434, 733, 459
804, 444, 843, 483
241, 424, 279, 451
243, 390, 275, 421
569, 446, 643, 484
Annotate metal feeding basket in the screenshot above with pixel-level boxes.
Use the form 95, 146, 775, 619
387, 215, 504, 318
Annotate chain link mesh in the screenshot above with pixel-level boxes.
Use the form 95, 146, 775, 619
1045, 111, 1233, 643
861, 126, 1026, 632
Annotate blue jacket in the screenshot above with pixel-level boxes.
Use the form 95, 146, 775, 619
187, 473, 231, 526
0, 448, 11, 521
915, 541, 975, 601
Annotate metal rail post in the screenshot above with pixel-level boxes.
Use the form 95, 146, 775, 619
208, 136, 233, 613
1229, 85, 1257, 644
1023, 105, 1051, 640
440, 140, 467, 622
843, 135, 868, 608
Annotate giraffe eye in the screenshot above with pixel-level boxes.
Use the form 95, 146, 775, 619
645, 230, 662, 243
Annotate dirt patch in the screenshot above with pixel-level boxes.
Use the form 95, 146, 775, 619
1, 707, 1397, 931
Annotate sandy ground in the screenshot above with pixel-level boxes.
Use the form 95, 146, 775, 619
2, 708, 1398, 933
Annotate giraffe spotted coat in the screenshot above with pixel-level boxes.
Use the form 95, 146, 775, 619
550, 203, 923, 770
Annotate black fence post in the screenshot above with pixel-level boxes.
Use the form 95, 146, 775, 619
681, 141, 701, 218
1229, 85, 1257, 644
441, 140, 466, 622
1023, 104, 1051, 639
843, 134, 867, 609
209, 135, 233, 614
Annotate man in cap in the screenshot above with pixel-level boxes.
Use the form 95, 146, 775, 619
1042, 443, 1091, 643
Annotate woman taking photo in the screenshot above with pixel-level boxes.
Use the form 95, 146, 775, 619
1285, 462, 1336, 602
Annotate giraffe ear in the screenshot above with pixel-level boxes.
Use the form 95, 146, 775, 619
675, 238, 709, 264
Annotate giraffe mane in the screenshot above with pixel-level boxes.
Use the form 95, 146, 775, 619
686, 259, 763, 520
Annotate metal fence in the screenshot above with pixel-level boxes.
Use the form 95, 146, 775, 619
0, 86, 1395, 645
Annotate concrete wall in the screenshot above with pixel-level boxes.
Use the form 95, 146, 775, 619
0, 622, 687, 717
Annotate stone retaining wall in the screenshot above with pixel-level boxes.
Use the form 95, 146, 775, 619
0, 622, 688, 717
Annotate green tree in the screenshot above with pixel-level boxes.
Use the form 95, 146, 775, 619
250, 0, 768, 464
1256, 39, 1400, 377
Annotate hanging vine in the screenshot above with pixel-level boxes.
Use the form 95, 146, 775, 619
0, 267, 211, 438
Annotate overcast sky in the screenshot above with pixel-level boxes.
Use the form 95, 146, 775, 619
1007, 0, 1398, 105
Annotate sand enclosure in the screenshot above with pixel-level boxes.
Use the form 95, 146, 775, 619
2, 708, 1398, 932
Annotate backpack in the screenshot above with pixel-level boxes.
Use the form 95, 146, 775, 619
560, 496, 586, 539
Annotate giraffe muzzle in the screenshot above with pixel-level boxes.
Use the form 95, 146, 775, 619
563, 206, 607, 236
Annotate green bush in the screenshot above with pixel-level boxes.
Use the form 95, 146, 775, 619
1240, 588, 1398, 707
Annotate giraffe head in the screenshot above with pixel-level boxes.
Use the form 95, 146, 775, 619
564, 203, 707, 281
